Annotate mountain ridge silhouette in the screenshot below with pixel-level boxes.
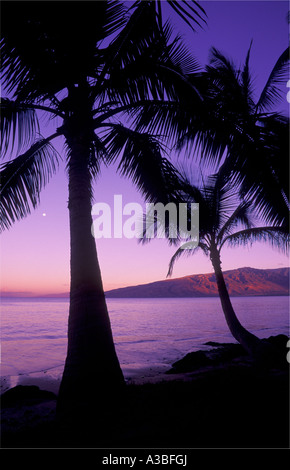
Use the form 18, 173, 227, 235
105, 267, 289, 298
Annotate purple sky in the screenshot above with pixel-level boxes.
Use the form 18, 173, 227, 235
1, 1, 289, 295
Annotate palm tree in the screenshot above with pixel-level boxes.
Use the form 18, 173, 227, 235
0, 1, 206, 412
134, 45, 289, 227
162, 170, 289, 357
132, 0, 207, 31
203, 45, 289, 227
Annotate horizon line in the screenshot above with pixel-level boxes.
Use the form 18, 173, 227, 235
1, 265, 289, 299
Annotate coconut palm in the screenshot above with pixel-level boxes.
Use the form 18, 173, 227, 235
203, 45, 289, 227
0, 0, 206, 411
163, 170, 289, 356
134, 44, 289, 227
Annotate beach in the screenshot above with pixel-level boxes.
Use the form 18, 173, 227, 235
1, 336, 289, 449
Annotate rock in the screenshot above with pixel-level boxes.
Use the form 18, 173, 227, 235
167, 334, 290, 374
1, 385, 57, 408
206, 344, 246, 363
265, 334, 289, 349
167, 343, 249, 374
259, 334, 289, 369
166, 351, 212, 374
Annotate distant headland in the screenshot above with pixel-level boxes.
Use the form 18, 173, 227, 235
105, 267, 289, 298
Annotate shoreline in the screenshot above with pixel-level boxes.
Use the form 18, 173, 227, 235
0, 363, 173, 396
1, 364, 289, 449
1, 336, 289, 449
2, 333, 288, 394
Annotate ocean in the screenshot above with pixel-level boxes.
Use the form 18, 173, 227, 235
1, 296, 289, 393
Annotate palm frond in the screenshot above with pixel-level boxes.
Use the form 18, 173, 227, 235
206, 47, 252, 118
104, 7, 200, 108
207, 47, 238, 81
218, 189, 246, 231
101, 1, 160, 103
103, 0, 127, 38
130, 0, 207, 32
0, 137, 60, 231
133, 86, 204, 152
162, 28, 201, 77
222, 114, 289, 226
217, 200, 252, 244
199, 172, 240, 233
167, 241, 203, 277
241, 41, 255, 111
103, 123, 181, 205
203, 46, 289, 227
141, 196, 199, 247
221, 226, 290, 254
256, 46, 290, 112
240, 172, 289, 227
1, 98, 40, 158
88, 134, 108, 180
164, 1, 207, 30
1, 1, 126, 101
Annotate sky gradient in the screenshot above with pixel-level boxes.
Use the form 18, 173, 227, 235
1, 1, 289, 296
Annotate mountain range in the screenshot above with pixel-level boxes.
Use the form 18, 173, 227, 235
1, 267, 288, 299
105, 267, 289, 298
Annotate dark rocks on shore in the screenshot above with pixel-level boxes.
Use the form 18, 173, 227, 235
1, 385, 57, 408
0, 334, 289, 449
166, 334, 289, 374
166, 344, 246, 374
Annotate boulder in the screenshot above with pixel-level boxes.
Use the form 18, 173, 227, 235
167, 335, 290, 374
1, 385, 56, 408
166, 350, 212, 374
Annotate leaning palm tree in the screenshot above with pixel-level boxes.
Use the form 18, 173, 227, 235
0, 1, 205, 412
160, 170, 289, 357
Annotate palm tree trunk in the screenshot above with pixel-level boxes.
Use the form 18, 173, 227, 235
57, 139, 124, 415
210, 246, 261, 355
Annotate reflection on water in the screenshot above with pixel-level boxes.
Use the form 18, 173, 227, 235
1, 296, 289, 385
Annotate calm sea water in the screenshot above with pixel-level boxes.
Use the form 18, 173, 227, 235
1, 296, 289, 391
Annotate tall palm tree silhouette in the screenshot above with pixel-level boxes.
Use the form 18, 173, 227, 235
165, 170, 289, 356
0, 1, 206, 411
